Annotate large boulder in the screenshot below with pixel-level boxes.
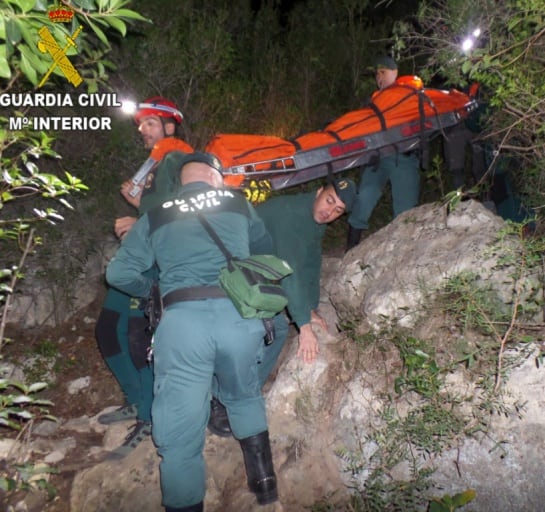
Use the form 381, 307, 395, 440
65, 200, 545, 512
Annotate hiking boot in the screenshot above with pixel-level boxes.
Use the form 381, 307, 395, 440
98, 403, 137, 425
239, 430, 278, 505
107, 420, 152, 460
207, 397, 233, 438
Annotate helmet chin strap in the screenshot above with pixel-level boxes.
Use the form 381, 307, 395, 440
161, 119, 178, 139
159, 118, 167, 138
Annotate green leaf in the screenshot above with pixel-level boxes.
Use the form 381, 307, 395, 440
27, 382, 48, 393
15, 410, 33, 419
86, 18, 108, 46
86, 78, 98, 93
0, 476, 17, 492
452, 489, 476, 506
5, 17, 21, 45
428, 502, 443, 512
114, 9, 151, 22
3, 0, 27, 8
104, 16, 126, 37
19, 51, 38, 85
101, 58, 116, 70
108, 0, 126, 9
461, 60, 472, 75
19, 44, 48, 74
18, 0, 36, 13
15, 16, 37, 47
34, 0, 48, 11
72, 0, 96, 11
0, 49, 11, 79
13, 395, 33, 404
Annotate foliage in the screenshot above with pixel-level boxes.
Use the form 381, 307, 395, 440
0, 127, 88, 262
111, 0, 421, 147
1, 461, 58, 500
393, 0, 545, 212
0, 0, 147, 504
0, 375, 57, 500
0, 0, 147, 335
0, 0, 149, 91
428, 489, 476, 512
0, 377, 53, 429
330, 216, 544, 511
393, 337, 442, 397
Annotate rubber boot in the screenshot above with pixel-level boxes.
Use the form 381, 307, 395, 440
346, 226, 363, 251
165, 502, 203, 512
239, 430, 278, 505
207, 397, 233, 437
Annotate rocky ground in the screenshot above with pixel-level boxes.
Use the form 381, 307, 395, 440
2, 297, 125, 512
4, 202, 544, 512
1, 225, 348, 512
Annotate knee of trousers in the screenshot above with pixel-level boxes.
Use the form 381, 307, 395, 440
95, 308, 122, 358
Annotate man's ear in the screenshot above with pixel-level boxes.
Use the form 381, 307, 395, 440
164, 122, 176, 136
316, 186, 324, 197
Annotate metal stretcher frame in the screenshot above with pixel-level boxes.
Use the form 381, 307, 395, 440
221, 98, 478, 191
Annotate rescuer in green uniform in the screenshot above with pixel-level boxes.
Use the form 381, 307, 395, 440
95, 97, 192, 458
106, 152, 279, 512
256, 177, 357, 373
207, 177, 358, 438
347, 56, 421, 250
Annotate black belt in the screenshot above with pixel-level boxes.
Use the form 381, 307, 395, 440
162, 286, 227, 308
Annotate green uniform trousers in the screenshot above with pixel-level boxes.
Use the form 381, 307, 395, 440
211, 311, 289, 395
349, 152, 420, 230
95, 287, 153, 423
152, 298, 268, 508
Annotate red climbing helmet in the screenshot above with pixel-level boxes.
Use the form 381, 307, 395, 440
134, 96, 183, 125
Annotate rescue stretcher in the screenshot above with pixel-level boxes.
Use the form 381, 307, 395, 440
205, 77, 478, 192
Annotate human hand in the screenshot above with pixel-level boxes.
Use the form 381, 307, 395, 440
114, 216, 137, 239
310, 310, 328, 332
297, 324, 319, 364
120, 180, 142, 208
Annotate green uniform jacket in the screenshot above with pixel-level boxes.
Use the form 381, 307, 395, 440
106, 182, 273, 299
256, 192, 325, 328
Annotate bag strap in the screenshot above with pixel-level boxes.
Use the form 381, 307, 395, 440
197, 214, 233, 260
199, 214, 279, 341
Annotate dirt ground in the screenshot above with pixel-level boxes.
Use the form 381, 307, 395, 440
2, 297, 124, 512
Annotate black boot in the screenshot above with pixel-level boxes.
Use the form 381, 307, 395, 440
239, 430, 278, 505
346, 225, 363, 251
165, 502, 203, 512
207, 397, 233, 437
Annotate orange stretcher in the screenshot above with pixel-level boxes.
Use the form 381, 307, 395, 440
205, 77, 478, 191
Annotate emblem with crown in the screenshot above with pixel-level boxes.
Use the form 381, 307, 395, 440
48, 2, 74, 23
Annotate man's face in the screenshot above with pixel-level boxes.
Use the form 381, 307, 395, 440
137, 115, 174, 150
312, 186, 346, 224
375, 67, 398, 90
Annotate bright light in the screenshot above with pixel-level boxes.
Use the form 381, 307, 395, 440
461, 26, 481, 54
462, 38, 474, 52
121, 100, 137, 115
